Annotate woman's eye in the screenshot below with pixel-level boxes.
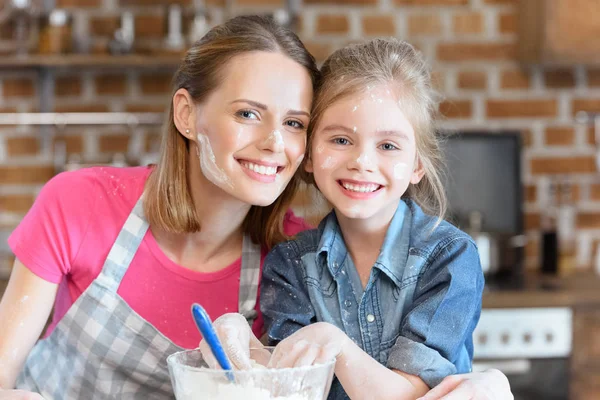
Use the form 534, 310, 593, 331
286, 120, 305, 130
237, 110, 258, 120
333, 138, 350, 145
380, 143, 399, 151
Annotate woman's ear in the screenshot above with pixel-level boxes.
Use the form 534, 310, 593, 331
173, 88, 197, 141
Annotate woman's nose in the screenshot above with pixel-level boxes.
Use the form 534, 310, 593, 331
259, 129, 285, 153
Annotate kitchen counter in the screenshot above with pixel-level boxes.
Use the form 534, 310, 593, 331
483, 271, 600, 309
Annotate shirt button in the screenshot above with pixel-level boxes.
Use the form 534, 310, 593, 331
366, 314, 375, 323
344, 299, 352, 308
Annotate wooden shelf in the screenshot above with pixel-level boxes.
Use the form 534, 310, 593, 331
0, 54, 184, 68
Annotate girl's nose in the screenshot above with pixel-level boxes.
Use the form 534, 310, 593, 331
259, 129, 285, 153
347, 147, 376, 172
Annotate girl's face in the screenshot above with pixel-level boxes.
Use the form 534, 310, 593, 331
190, 51, 312, 206
306, 84, 424, 225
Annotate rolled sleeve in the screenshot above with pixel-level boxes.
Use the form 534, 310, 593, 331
260, 241, 316, 345
387, 236, 484, 388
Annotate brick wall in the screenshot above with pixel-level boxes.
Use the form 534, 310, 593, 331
2, 0, 600, 276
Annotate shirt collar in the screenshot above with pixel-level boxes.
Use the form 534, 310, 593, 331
372, 199, 412, 288
317, 210, 348, 277
317, 200, 412, 285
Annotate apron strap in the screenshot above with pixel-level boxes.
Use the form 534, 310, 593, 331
96, 196, 149, 292
238, 235, 261, 325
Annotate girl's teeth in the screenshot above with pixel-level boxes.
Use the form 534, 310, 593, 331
342, 182, 378, 192
242, 161, 278, 176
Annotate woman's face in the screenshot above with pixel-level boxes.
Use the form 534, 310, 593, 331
187, 51, 313, 206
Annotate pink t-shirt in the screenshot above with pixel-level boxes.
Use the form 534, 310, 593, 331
8, 166, 310, 349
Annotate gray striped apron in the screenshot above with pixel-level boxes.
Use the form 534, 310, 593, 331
16, 195, 262, 399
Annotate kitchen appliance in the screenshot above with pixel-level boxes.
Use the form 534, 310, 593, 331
442, 131, 525, 287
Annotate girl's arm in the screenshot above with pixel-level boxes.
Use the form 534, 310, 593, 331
0, 259, 58, 389
269, 322, 429, 400
417, 369, 513, 400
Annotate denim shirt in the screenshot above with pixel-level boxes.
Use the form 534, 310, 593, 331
261, 199, 484, 400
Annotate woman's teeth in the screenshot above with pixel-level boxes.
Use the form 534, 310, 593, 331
341, 182, 379, 193
241, 161, 278, 176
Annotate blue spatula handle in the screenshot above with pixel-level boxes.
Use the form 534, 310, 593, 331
191, 303, 234, 380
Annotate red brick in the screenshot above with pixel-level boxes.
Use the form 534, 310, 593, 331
530, 157, 596, 175
89, 16, 119, 37
54, 135, 84, 154
439, 99, 472, 119
316, 15, 349, 34
501, 69, 530, 89
135, 15, 165, 39
544, 69, 576, 89
99, 134, 131, 153
525, 184, 536, 203
3, 78, 35, 97
145, 132, 162, 152
437, 42, 517, 61
577, 213, 600, 229
483, 0, 517, 4
453, 12, 484, 35
396, 0, 468, 4
301, 41, 332, 63
5, 137, 40, 156
55, 77, 82, 97
588, 69, 600, 87
431, 70, 446, 91
139, 73, 173, 95
119, 0, 191, 5
0, 166, 55, 184
362, 15, 396, 36
95, 74, 128, 95
305, 0, 376, 5
408, 15, 442, 36
56, 0, 101, 6
573, 99, 600, 115
457, 71, 487, 90
545, 127, 575, 146
590, 183, 600, 201
236, 0, 282, 4
525, 212, 540, 230
498, 12, 518, 34
0, 194, 35, 213
486, 99, 557, 118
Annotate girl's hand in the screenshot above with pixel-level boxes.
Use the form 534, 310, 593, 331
198, 313, 264, 370
0, 388, 45, 399
268, 322, 346, 368
417, 369, 513, 400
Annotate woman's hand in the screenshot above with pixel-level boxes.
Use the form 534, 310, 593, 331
418, 369, 513, 400
198, 313, 264, 370
0, 388, 45, 400
268, 322, 346, 368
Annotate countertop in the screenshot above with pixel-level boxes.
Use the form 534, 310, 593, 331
483, 271, 600, 309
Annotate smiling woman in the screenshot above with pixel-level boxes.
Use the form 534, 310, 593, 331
0, 15, 320, 399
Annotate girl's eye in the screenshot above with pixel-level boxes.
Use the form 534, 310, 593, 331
237, 110, 258, 120
285, 120, 305, 130
333, 137, 350, 146
380, 143, 399, 151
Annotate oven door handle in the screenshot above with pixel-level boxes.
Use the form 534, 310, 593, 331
472, 359, 531, 375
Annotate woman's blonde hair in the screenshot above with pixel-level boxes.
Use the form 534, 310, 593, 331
304, 38, 446, 223
144, 15, 320, 249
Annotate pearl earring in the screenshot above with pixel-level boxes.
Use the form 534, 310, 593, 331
185, 129, 190, 134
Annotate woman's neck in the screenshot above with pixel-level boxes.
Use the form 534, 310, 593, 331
152, 152, 252, 271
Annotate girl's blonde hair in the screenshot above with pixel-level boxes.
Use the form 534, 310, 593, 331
304, 38, 446, 223
144, 15, 320, 249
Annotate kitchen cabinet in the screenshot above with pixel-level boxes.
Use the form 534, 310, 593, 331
571, 307, 600, 399
519, 0, 600, 66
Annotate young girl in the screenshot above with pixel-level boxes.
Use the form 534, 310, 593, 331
259, 38, 484, 400
0, 15, 318, 398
